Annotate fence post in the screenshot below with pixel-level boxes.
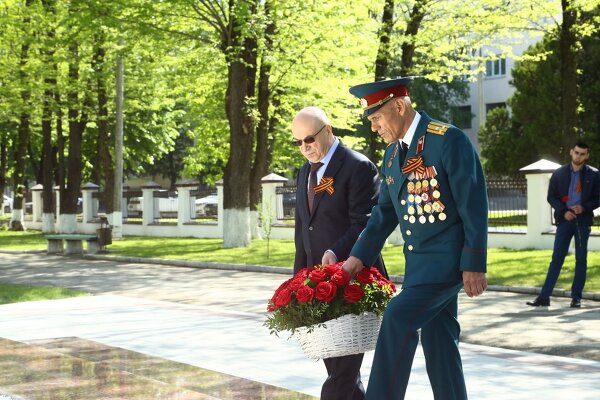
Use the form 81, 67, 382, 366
53, 185, 61, 230
81, 182, 99, 223
261, 173, 288, 222
141, 181, 162, 226
520, 159, 560, 247
176, 180, 198, 226
216, 179, 224, 236
31, 184, 43, 223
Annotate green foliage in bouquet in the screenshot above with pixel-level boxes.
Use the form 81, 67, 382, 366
265, 262, 396, 335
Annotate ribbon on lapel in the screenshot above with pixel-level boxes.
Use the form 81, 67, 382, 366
401, 156, 425, 175
314, 177, 335, 195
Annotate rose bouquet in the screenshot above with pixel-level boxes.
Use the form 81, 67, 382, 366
265, 262, 396, 335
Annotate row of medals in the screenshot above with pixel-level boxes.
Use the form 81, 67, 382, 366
400, 171, 447, 224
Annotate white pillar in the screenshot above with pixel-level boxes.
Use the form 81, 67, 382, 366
261, 173, 288, 223
31, 184, 43, 222
176, 180, 197, 226
142, 181, 161, 226
81, 183, 99, 223
520, 159, 561, 247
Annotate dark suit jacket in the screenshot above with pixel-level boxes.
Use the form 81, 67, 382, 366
294, 141, 386, 276
547, 163, 600, 226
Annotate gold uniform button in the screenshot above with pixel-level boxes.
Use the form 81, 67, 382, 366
406, 230, 412, 236
408, 245, 414, 251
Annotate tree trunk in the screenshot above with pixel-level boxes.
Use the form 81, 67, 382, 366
400, 0, 428, 76
11, 0, 34, 231
250, 1, 276, 238
560, 0, 579, 159
222, 4, 258, 248
0, 136, 6, 215
60, 41, 88, 233
41, 0, 58, 232
93, 41, 115, 213
366, 0, 395, 165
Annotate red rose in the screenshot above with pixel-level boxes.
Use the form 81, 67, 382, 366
309, 269, 328, 283
315, 281, 338, 302
296, 286, 314, 303
273, 288, 292, 308
356, 268, 375, 285
331, 269, 351, 286
288, 276, 306, 291
270, 279, 291, 303
562, 195, 569, 203
323, 263, 339, 276
344, 284, 365, 303
296, 267, 314, 279
370, 267, 383, 279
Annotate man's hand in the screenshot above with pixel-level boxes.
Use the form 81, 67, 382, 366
462, 271, 487, 297
565, 210, 577, 221
342, 256, 365, 276
322, 251, 337, 266
571, 205, 584, 215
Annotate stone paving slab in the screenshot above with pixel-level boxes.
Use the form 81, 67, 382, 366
0, 294, 599, 399
1, 252, 598, 361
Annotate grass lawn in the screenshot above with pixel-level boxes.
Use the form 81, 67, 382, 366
0, 283, 88, 305
0, 230, 598, 292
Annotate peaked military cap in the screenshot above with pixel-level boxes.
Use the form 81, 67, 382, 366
349, 77, 414, 116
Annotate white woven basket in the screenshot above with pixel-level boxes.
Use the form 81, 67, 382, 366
295, 312, 382, 360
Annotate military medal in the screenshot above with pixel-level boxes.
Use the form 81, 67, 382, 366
409, 215, 416, 224
428, 215, 435, 223
419, 216, 426, 224
439, 212, 447, 221
408, 206, 415, 215
432, 190, 440, 199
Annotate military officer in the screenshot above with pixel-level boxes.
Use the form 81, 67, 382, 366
342, 77, 488, 400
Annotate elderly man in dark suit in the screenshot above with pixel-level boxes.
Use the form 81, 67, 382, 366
292, 106, 386, 400
527, 141, 600, 308
343, 77, 488, 400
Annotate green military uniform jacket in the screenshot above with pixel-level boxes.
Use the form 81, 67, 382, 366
350, 112, 488, 287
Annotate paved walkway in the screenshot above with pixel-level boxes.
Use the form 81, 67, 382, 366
0, 252, 599, 399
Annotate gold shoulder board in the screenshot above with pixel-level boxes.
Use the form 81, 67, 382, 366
426, 121, 449, 136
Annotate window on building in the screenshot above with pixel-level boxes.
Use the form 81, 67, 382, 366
485, 58, 506, 77
486, 102, 506, 114
451, 105, 473, 130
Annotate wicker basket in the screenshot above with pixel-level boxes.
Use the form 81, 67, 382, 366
295, 312, 382, 360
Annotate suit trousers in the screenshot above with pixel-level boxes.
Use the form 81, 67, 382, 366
321, 353, 365, 400
540, 219, 590, 300
365, 282, 467, 400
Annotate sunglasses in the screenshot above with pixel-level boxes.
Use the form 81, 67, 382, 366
292, 125, 326, 146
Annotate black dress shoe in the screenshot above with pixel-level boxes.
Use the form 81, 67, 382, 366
526, 297, 550, 307
570, 299, 581, 308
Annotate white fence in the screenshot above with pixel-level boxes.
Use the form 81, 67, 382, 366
22, 160, 600, 251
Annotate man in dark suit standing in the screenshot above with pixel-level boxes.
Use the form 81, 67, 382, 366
527, 141, 599, 308
343, 77, 488, 400
292, 106, 385, 400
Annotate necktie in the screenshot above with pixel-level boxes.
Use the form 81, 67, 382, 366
308, 162, 323, 213
400, 141, 409, 164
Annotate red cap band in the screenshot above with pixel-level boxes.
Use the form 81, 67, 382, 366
361, 85, 409, 109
